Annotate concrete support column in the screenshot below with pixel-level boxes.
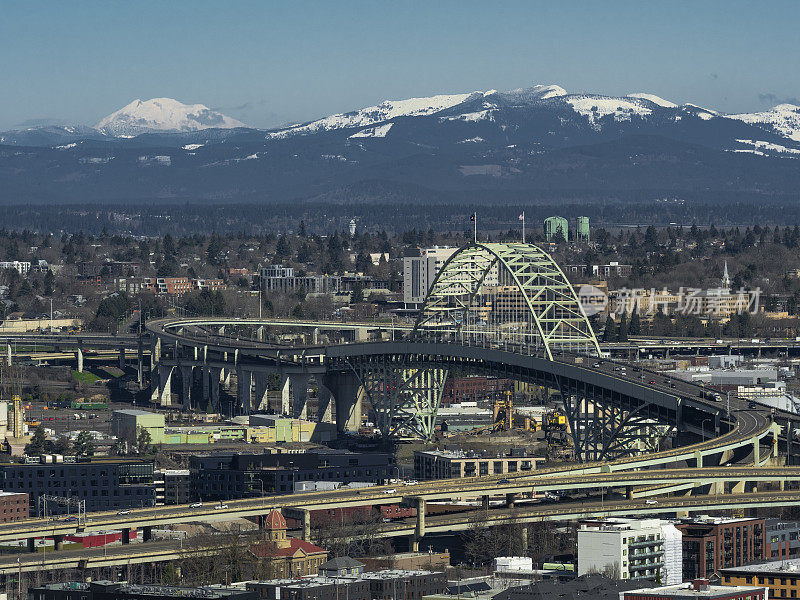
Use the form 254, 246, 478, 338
290, 373, 310, 419
221, 368, 231, 388
254, 373, 269, 412
415, 498, 426, 539
256, 326, 264, 342
520, 525, 528, 551
54, 535, 64, 551
76, 348, 84, 373
409, 535, 419, 552
118, 348, 126, 370
122, 528, 131, 544
142, 526, 153, 542
317, 386, 333, 423
505, 493, 517, 508
693, 450, 703, 469
237, 368, 253, 415
481, 495, 489, 510
150, 368, 160, 404
753, 436, 761, 465
27, 537, 35, 553
137, 338, 144, 389
280, 375, 290, 415
151, 337, 161, 370
301, 510, 311, 542
181, 365, 193, 410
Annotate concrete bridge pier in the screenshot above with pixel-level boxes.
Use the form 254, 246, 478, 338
118, 348, 126, 370
158, 365, 174, 406
237, 368, 253, 415
5, 345, 10, 367
256, 326, 264, 342
122, 528, 130, 544
505, 493, 517, 508
324, 373, 362, 433
201, 366, 210, 406
317, 386, 333, 423
76, 348, 83, 373
290, 373, 310, 419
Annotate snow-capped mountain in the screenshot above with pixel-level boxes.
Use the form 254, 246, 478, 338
728, 104, 800, 142
3, 83, 800, 205
96, 98, 246, 136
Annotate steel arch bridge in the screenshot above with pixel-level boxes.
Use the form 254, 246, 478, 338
354, 242, 602, 440
413, 242, 601, 359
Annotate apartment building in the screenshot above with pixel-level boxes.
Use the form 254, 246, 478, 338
676, 516, 764, 579
577, 518, 682, 584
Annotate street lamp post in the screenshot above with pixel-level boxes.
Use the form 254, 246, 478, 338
702, 418, 713, 441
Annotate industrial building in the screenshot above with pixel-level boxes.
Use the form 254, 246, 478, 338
577, 518, 682, 584
413, 449, 541, 480
190, 448, 392, 498
28, 582, 256, 600
112, 409, 166, 444
247, 570, 446, 600
675, 516, 764, 580
154, 469, 192, 505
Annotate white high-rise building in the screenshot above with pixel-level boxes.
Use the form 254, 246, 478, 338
577, 518, 682, 584
402, 247, 457, 307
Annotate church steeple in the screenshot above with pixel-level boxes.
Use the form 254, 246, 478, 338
722, 261, 731, 289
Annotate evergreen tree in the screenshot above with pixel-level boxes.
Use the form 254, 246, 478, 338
629, 306, 641, 336
602, 315, 617, 342
617, 313, 629, 342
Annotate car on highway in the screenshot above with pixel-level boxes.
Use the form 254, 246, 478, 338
645, 500, 658, 505
189, 502, 203, 508
649, 380, 656, 384
214, 504, 229, 510
61, 516, 79, 522
498, 479, 510, 484
748, 401, 758, 409
116, 510, 131, 515
383, 489, 397, 494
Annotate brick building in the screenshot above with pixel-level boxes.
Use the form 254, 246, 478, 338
0, 491, 28, 521
249, 510, 328, 578
676, 517, 764, 579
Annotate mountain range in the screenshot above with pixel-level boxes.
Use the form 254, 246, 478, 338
1, 85, 799, 205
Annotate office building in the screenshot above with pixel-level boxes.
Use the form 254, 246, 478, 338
675, 516, 764, 579
721, 557, 800, 599
414, 449, 541, 480
29, 582, 256, 600
577, 518, 682, 584
0, 458, 155, 513
622, 579, 767, 600
154, 469, 192, 505
402, 247, 457, 307
190, 449, 392, 499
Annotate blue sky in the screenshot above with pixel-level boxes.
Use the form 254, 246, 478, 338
0, 0, 798, 129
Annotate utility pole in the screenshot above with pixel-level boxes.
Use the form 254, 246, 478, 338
49, 298, 53, 332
